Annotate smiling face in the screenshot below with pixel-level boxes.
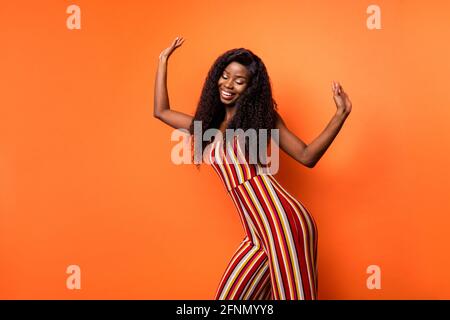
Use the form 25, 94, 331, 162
218, 61, 250, 105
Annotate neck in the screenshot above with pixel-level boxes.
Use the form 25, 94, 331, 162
224, 104, 237, 121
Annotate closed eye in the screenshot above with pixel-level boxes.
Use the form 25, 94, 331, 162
222, 74, 245, 85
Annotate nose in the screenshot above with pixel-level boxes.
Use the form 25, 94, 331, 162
224, 79, 234, 89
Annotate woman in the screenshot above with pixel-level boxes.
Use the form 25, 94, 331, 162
154, 36, 352, 300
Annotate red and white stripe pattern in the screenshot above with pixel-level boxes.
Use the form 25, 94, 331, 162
209, 135, 318, 300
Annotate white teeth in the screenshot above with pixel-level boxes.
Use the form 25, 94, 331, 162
222, 90, 234, 97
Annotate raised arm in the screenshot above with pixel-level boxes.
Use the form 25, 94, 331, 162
275, 81, 352, 168
274, 111, 310, 167
153, 36, 193, 130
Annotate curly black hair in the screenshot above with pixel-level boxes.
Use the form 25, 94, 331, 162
188, 48, 278, 168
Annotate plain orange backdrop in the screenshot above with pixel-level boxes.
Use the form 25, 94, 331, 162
1, 0, 450, 299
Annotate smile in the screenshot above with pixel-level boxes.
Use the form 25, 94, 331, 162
221, 90, 236, 99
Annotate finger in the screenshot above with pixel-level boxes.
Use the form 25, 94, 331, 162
176, 39, 184, 47
334, 82, 339, 95
173, 41, 182, 48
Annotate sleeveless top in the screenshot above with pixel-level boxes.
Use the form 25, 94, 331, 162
208, 135, 273, 193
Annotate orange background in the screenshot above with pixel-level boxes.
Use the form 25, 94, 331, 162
1, 0, 449, 299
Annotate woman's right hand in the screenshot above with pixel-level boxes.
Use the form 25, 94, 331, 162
159, 36, 185, 61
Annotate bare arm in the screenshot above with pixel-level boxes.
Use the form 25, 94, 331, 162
275, 81, 352, 168
303, 111, 349, 168
153, 36, 193, 130
274, 112, 310, 167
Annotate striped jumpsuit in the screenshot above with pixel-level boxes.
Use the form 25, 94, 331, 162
208, 134, 318, 300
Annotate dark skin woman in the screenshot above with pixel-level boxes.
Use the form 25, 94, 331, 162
154, 36, 352, 300
154, 36, 352, 168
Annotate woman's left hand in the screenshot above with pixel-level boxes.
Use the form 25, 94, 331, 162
332, 81, 352, 115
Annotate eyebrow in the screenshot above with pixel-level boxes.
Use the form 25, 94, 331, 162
223, 70, 248, 79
